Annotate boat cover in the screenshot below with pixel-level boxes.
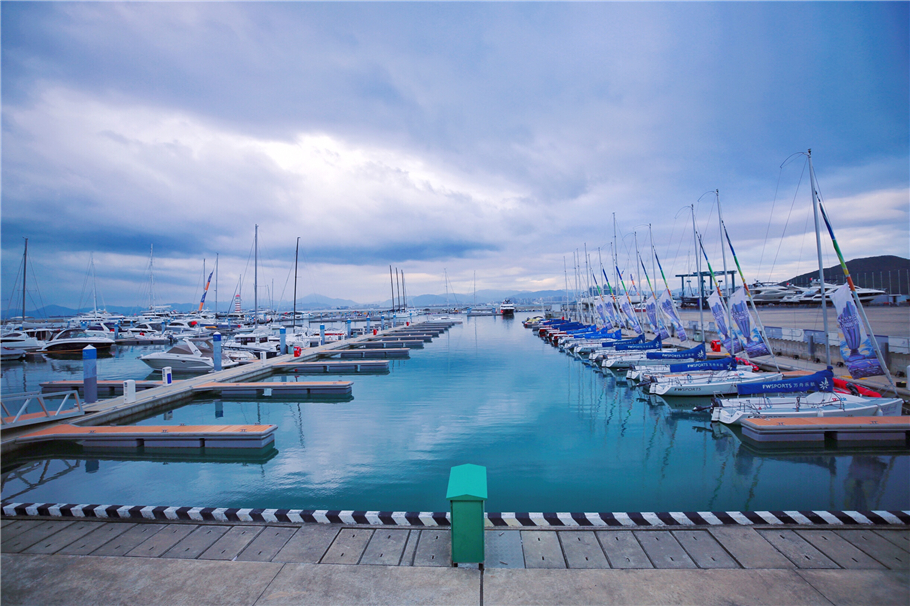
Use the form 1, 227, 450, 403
668, 356, 736, 372
614, 337, 662, 351
736, 368, 834, 396
646, 343, 706, 360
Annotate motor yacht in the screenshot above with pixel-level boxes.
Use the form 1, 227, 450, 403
0, 329, 45, 351
139, 339, 238, 372
39, 328, 115, 355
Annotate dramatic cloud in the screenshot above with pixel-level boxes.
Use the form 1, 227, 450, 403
2, 2, 907, 308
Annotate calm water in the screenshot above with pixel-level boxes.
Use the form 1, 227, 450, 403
2, 315, 907, 513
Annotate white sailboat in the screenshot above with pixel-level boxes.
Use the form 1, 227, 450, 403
711, 150, 903, 424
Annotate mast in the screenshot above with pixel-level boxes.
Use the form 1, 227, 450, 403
585, 242, 597, 324
22, 239, 27, 325
90, 253, 98, 316
634, 231, 643, 331
293, 237, 299, 329
808, 149, 831, 366
395, 268, 401, 312
691, 204, 704, 342
389, 265, 395, 312
215, 253, 218, 315
402, 271, 407, 310
148, 244, 155, 311
716, 189, 733, 351
254, 224, 259, 324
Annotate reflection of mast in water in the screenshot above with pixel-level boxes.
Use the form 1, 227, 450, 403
284, 402, 306, 448
1, 459, 82, 502
844, 456, 891, 511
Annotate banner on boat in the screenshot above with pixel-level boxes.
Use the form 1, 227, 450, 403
729, 288, 771, 357
668, 357, 736, 373
707, 291, 744, 354
614, 338, 661, 351
645, 296, 670, 340
736, 369, 833, 396
645, 343, 705, 360
832, 283, 884, 379
658, 291, 687, 342
619, 297, 643, 335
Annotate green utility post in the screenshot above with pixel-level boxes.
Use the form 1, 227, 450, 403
446, 464, 487, 567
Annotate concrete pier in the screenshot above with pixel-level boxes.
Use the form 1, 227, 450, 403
1, 518, 906, 605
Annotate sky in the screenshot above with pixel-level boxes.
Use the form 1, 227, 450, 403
2, 2, 908, 311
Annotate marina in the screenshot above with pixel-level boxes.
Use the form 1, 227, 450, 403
2, 314, 907, 516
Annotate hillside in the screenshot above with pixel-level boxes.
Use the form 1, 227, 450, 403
784, 255, 909, 294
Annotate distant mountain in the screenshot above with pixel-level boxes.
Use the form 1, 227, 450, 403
378, 289, 572, 309
3, 287, 591, 320
784, 255, 909, 294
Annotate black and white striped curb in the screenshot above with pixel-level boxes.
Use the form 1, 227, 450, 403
3, 503, 908, 527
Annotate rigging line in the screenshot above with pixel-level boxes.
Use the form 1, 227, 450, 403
757, 160, 790, 280
4, 257, 23, 318
769, 157, 808, 282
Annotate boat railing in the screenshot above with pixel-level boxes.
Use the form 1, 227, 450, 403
1, 390, 84, 429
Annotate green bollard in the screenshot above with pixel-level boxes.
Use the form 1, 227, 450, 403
446, 464, 487, 567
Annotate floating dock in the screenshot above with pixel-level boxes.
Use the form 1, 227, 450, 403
40, 380, 165, 396
740, 416, 910, 445
369, 334, 435, 342
17, 423, 277, 449
335, 348, 410, 359
356, 340, 424, 349
273, 360, 390, 373
192, 381, 353, 397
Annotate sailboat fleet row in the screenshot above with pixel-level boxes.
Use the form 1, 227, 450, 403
1, 225, 345, 370
525, 150, 904, 427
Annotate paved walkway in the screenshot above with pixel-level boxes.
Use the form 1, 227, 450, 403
2, 518, 907, 605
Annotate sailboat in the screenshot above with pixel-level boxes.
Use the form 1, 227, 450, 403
711, 150, 904, 424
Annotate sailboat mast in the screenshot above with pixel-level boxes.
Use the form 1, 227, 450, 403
691, 204, 704, 342
149, 245, 155, 311
808, 149, 831, 366
389, 266, 395, 312
22, 239, 28, 324
293, 237, 299, 329
215, 253, 218, 315
91, 253, 98, 316
254, 224, 259, 324
716, 189, 733, 349
395, 268, 401, 312
401, 271, 407, 310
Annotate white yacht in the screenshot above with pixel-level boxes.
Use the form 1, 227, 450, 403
39, 328, 115, 355
0, 329, 45, 351
139, 339, 238, 372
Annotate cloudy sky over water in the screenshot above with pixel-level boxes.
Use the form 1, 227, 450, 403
2, 2, 908, 310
